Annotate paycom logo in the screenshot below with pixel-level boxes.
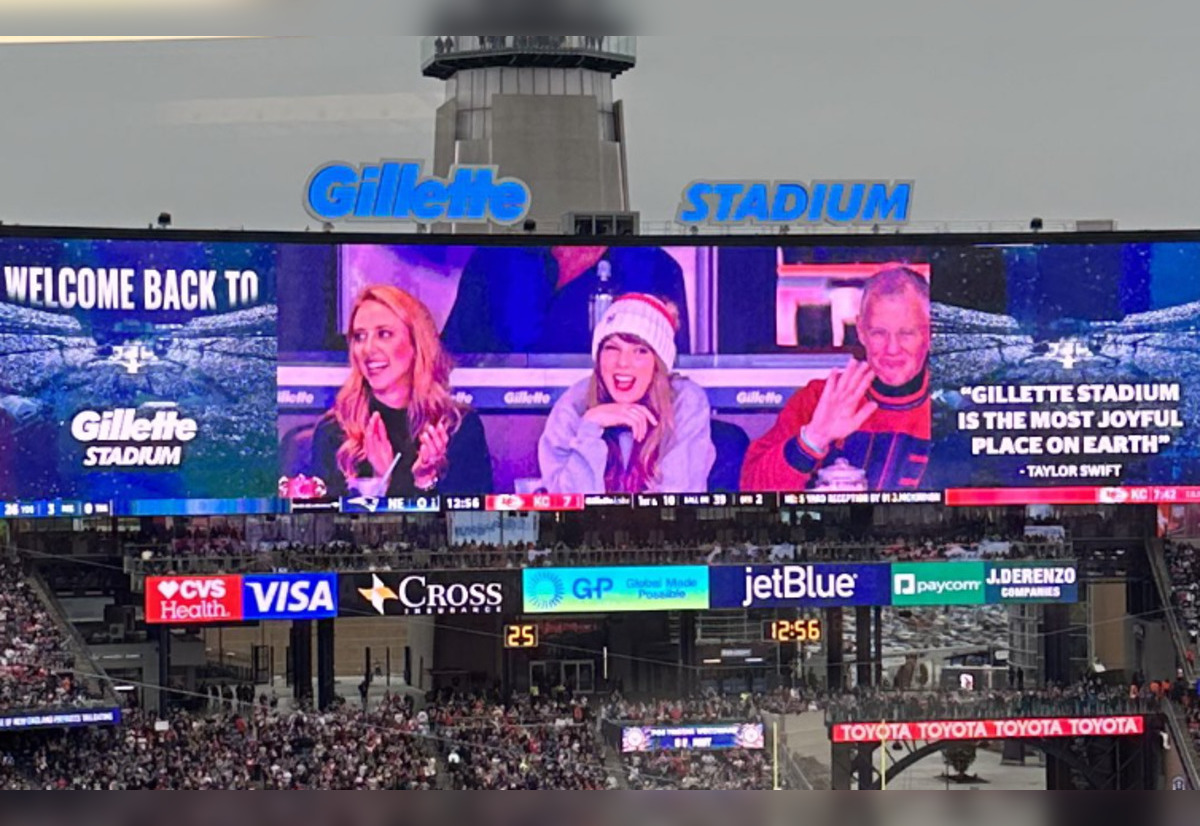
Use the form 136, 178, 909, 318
891, 562, 986, 606
523, 567, 709, 614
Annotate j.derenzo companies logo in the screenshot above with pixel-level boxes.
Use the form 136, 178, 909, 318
526, 571, 566, 612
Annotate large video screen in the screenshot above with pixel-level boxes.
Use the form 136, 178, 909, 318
3, 228, 1200, 514
0, 236, 279, 513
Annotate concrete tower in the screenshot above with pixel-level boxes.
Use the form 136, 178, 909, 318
422, 36, 636, 233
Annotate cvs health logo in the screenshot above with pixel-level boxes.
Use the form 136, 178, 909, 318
243, 574, 338, 621
146, 576, 242, 625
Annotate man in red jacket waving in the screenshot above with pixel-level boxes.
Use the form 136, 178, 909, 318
740, 266, 932, 493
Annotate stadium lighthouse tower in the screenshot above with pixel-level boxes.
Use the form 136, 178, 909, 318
422, 36, 638, 234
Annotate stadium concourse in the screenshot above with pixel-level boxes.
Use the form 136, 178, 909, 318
0, 505, 1195, 790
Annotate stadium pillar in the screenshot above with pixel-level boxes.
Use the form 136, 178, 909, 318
826, 608, 844, 691
1042, 604, 1072, 686
156, 625, 171, 716
290, 621, 313, 708
317, 619, 336, 710
856, 606, 873, 689
873, 606, 884, 687
679, 612, 697, 696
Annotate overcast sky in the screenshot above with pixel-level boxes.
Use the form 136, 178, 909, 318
1, 27, 1198, 232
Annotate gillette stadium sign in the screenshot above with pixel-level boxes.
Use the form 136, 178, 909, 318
677, 179, 913, 226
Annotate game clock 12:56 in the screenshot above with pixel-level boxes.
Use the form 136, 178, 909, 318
763, 618, 822, 644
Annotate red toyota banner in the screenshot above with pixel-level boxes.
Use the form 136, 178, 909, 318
832, 716, 1146, 744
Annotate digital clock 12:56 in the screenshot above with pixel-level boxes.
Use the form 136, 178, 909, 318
763, 618, 822, 644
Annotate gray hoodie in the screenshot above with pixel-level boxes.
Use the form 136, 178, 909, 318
537, 376, 716, 494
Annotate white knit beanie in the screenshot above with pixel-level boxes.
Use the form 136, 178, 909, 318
591, 293, 679, 368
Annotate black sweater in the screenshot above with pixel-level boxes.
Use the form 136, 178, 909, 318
311, 401, 494, 497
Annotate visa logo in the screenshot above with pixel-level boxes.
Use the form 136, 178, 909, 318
305, 161, 532, 225
243, 575, 338, 620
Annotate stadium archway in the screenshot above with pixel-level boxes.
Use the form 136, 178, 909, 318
831, 731, 1162, 790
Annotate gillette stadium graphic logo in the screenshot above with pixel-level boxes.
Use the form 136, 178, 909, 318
70, 406, 198, 468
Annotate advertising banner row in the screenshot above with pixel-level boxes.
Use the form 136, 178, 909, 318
6, 230, 1200, 515
144, 561, 1078, 625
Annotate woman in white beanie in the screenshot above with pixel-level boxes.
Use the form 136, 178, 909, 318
537, 294, 716, 494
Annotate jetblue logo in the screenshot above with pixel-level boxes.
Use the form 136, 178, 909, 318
242, 574, 338, 620
710, 564, 889, 609
305, 161, 532, 224
677, 180, 912, 226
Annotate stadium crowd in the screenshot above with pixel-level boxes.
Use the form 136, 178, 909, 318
0, 554, 93, 714
4, 677, 1200, 789
623, 748, 772, 790
0, 697, 439, 790
1163, 540, 1200, 670
437, 695, 612, 789
128, 530, 1071, 577
822, 682, 1163, 725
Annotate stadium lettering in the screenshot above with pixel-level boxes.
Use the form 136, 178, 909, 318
83, 446, 182, 468
305, 161, 532, 225
677, 180, 912, 225
3, 266, 136, 310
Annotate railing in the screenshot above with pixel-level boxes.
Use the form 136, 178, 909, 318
124, 539, 1076, 577
1146, 539, 1196, 682
825, 694, 1160, 725
1163, 700, 1200, 789
22, 559, 120, 707
421, 36, 637, 70
637, 219, 1083, 237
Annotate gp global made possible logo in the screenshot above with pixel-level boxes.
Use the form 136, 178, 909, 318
525, 571, 569, 612
146, 576, 242, 624
305, 161, 532, 225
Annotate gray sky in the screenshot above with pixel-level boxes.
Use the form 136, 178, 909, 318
0, 31, 1197, 232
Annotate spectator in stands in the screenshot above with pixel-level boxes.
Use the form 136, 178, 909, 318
538, 294, 715, 494
311, 285, 494, 498
0, 555, 94, 713
741, 267, 931, 493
